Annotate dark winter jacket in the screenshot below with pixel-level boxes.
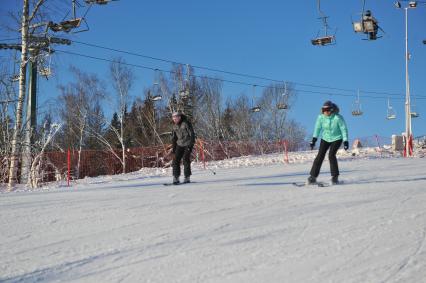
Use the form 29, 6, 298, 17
172, 115, 195, 152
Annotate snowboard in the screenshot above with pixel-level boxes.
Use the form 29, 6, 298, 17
163, 182, 192, 186
292, 181, 344, 187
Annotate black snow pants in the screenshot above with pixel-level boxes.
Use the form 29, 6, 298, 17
173, 145, 192, 178
310, 139, 343, 178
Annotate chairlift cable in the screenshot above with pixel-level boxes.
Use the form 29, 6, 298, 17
55, 49, 426, 101
59, 39, 419, 98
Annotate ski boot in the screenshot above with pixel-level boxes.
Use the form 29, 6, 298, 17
173, 176, 180, 185
306, 176, 317, 185
183, 176, 191, 184
331, 176, 339, 185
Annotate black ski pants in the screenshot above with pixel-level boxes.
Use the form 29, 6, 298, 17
173, 145, 192, 178
310, 139, 343, 178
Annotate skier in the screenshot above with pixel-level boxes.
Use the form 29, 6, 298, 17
363, 10, 379, 40
308, 101, 349, 185
170, 111, 195, 185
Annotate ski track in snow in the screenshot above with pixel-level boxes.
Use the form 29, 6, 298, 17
1, 149, 426, 283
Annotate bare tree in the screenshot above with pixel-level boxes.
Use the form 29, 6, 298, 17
28, 122, 62, 188
57, 67, 105, 178
258, 83, 295, 141
8, 0, 32, 188
6, 0, 69, 188
109, 57, 134, 173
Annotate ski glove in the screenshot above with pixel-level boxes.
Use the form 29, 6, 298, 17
343, 141, 349, 151
310, 137, 317, 150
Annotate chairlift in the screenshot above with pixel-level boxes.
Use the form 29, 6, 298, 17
10, 74, 20, 82
9, 51, 20, 83
311, 0, 336, 46
277, 82, 289, 110
151, 94, 162, 101
38, 52, 52, 78
277, 103, 288, 110
411, 112, 419, 118
179, 64, 191, 99
48, 0, 89, 33
250, 85, 261, 113
386, 98, 396, 120
38, 67, 52, 77
352, 90, 363, 116
352, 0, 384, 40
179, 89, 189, 99
151, 69, 163, 101
410, 96, 420, 118
85, 0, 117, 4
410, 106, 419, 118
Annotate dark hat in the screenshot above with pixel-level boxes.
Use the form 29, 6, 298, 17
322, 100, 334, 109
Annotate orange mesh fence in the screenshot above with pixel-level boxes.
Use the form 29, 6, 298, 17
0, 139, 294, 184
0, 135, 396, 185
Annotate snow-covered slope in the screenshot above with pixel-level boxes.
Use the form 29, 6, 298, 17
1, 151, 425, 282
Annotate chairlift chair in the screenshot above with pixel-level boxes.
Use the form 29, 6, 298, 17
48, 0, 90, 33
311, 35, 335, 46
38, 67, 52, 77
250, 85, 261, 113
48, 18, 84, 33
38, 52, 53, 78
85, 0, 113, 4
411, 99, 419, 118
151, 94, 163, 101
10, 74, 20, 82
352, 90, 363, 116
251, 106, 261, 113
410, 112, 419, 118
179, 64, 191, 99
277, 82, 289, 110
386, 98, 396, 120
311, 0, 336, 46
277, 103, 288, 110
179, 89, 189, 99
151, 69, 163, 101
352, 108, 363, 116
352, 1, 384, 40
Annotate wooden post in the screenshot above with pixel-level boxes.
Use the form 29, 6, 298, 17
199, 139, 206, 169
282, 140, 289, 164
67, 149, 71, 187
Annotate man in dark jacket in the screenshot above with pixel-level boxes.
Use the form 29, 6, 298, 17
171, 111, 195, 184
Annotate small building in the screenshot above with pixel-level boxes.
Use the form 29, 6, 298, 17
352, 139, 362, 149
392, 135, 404, 151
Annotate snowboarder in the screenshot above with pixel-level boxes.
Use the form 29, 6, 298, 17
308, 101, 349, 185
170, 111, 195, 185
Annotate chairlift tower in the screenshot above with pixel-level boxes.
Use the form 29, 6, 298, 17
395, 1, 418, 156
0, 37, 71, 183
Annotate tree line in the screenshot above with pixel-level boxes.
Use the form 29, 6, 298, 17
0, 58, 306, 183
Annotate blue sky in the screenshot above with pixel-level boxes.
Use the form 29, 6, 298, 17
1, 0, 425, 141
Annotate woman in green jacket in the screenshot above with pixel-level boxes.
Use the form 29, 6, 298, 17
308, 101, 349, 185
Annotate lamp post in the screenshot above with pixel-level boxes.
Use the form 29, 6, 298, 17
395, 1, 417, 156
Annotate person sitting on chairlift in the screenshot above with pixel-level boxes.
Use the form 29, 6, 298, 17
363, 10, 379, 40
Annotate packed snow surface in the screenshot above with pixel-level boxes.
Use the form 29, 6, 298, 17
1, 149, 426, 282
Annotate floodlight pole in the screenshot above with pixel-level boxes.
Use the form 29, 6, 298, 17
404, 7, 413, 157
